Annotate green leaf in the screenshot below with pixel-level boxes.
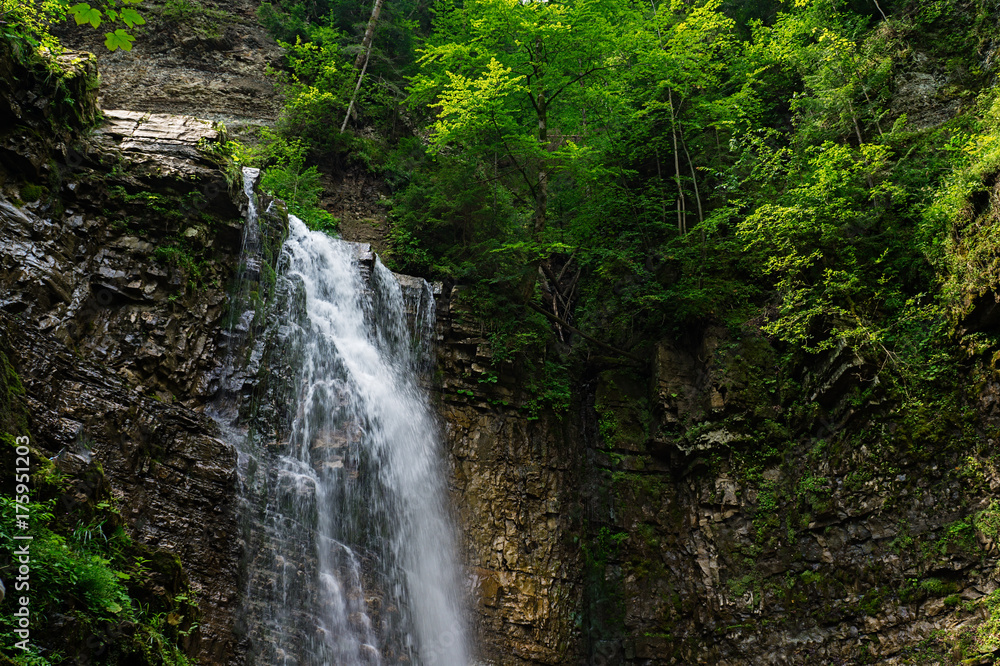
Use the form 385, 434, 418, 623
104, 29, 135, 51
70, 3, 103, 28
120, 8, 145, 28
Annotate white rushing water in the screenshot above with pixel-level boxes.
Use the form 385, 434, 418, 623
230, 207, 468, 665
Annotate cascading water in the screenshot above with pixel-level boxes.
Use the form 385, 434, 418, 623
218, 173, 468, 666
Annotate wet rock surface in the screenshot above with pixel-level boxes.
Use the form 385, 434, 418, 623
2, 311, 240, 661
0, 45, 254, 663
0, 103, 245, 404
434, 288, 586, 664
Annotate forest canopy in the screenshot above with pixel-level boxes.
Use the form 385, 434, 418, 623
10, 0, 1000, 413
231, 0, 1000, 415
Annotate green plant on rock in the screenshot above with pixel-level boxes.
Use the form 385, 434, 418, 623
976, 589, 1000, 654
269, 35, 352, 151
0, 434, 199, 665
260, 147, 338, 234
161, 0, 231, 27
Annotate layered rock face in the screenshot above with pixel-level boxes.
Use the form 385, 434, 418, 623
435, 290, 586, 663
0, 44, 254, 663
2, 312, 240, 661
54, 0, 283, 125
1, 110, 243, 403
436, 297, 1000, 664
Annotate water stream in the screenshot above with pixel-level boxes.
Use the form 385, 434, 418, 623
217, 173, 468, 665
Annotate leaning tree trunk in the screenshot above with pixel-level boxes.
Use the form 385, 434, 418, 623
534, 94, 548, 238
342, 0, 385, 131
355, 0, 385, 71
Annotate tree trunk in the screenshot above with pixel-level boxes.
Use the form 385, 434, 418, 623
520, 94, 549, 303
341, 54, 372, 133
680, 133, 703, 226
355, 0, 385, 71
342, 0, 385, 132
668, 88, 686, 235
534, 94, 548, 237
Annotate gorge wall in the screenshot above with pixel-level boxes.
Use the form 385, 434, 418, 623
0, 40, 250, 663
437, 296, 1000, 664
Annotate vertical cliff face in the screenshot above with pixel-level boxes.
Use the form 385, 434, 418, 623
3, 313, 241, 661
434, 290, 1000, 664
434, 289, 586, 664
0, 41, 255, 663
432, 287, 600, 665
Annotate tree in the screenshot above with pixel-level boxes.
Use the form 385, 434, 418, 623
341, 0, 386, 132
410, 0, 625, 298
616, 0, 744, 235
403, 0, 758, 346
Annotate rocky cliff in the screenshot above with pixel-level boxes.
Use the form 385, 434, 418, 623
435, 293, 1000, 665
0, 39, 252, 663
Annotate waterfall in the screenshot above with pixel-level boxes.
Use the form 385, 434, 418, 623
218, 174, 468, 666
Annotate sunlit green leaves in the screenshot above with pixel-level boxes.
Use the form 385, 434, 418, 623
429, 59, 527, 152
736, 141, 903, 351
120, 7, 145, 27
6, 0, 144, 52
104, 27, 136, 51
70, 2, 103, 27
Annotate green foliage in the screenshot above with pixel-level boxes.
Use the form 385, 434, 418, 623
0, 490, 193, 665
104, 28, 135, 51
0, 349, 27, 436
269, 36, 351, 149
388, 149, 525, 280
737, 140, 909, 354
257, 0, 429, 78
858, 586, 885, 616
523, 359, 572, 417
974, 500, 1000, 541
161, 0, 222, 21
0, 0, 144, 51
256, 1, 310, 43
410, 0, 627, 243
257, 138, 339, 234
19, 183, 46, 202
978, 589, 1000, 654
928, 95, 1000, 317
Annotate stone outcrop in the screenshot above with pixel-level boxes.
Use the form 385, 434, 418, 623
2, 311, 240, 662
0, 102, 246, 404
433, 288, 587, 664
